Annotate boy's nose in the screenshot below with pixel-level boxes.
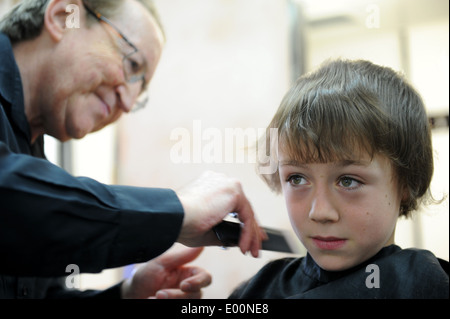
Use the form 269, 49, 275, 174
308, 187, 340, 223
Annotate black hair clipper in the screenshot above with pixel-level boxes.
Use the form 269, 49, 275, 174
212, 219, 300, 254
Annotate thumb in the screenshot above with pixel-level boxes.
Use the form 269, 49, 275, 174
157, 246, 204, 269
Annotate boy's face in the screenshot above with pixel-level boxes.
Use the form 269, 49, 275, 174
278, 150, 403, 271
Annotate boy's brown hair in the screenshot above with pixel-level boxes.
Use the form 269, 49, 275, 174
259, 59, 433, 217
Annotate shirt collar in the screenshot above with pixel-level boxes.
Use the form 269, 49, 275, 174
301, 245, 401, 284
0, 32, 31, 143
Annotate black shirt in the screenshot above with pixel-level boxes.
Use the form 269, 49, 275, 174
229, 245, 449, 299
0, 33, 184, 298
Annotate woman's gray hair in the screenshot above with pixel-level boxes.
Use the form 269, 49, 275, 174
0, 0, 164, 43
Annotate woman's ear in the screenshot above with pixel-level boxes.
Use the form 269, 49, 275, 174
44, 0, 85, 42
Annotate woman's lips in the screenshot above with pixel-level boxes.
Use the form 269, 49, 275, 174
98, 97, 111, 117
95, 92, 114, 117
312, 236, 347, 250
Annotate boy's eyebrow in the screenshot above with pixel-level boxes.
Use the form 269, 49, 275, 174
279, 159, 372, 167
338, 159, 372, 167
279, 160, 307, 167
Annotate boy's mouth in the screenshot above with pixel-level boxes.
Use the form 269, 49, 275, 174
311, 236, 347, 250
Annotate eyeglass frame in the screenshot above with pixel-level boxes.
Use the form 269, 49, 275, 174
82, 2, 149, 112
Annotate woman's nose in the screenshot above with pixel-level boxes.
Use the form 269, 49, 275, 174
115, 82, 141, 113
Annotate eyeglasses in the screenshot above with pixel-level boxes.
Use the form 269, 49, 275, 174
83, 2, 149, 112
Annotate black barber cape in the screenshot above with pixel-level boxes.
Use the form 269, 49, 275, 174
230, 245, 449, 299
0, 33, 184, 298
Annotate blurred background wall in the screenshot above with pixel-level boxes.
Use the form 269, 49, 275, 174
1, 0, 448, 298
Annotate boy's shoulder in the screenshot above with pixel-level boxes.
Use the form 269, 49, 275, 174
388, 247, 449, 277
390, 247, 448, 276
229, 246, 449, 299
438, 258, 449, 275
367, 246, 449, 298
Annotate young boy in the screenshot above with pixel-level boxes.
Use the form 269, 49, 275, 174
230, 59, 449, 298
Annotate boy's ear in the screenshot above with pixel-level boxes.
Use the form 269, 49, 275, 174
44, 0, 85, 42
399, 186, 410, 215
401, 186, 409, 202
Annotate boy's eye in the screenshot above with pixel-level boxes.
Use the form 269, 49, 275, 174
287, 175, 307, 186
338, 176, 361, 189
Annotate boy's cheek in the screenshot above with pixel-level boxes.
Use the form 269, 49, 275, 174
286, 205, 309, 234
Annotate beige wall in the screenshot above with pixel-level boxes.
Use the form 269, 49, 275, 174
117, 0, 294, 298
